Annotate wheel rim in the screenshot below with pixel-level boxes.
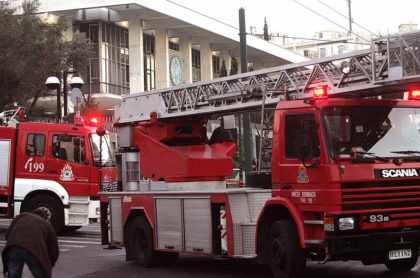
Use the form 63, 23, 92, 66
272, 236, 287, 271
36, 205, 53, 223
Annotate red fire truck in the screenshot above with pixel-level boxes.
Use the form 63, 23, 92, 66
0, 110, 117, 232
100, 31, 420, 277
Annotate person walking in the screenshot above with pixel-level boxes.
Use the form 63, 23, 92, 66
2, 208, 59, 278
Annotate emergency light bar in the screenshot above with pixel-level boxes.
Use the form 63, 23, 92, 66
313, 86, 328, 99
75, 115, 101, 126
408, 89, 420, 100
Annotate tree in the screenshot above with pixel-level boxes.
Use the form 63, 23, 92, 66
0, 0, 90, 118
229, 57, 238, 75
220, 59, 227, 77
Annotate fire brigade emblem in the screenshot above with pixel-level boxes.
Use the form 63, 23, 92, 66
60, 164, 75, 181
297, 164, 309, 183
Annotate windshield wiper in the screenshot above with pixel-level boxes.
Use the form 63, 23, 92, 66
391, 150, 420, 155
352, 151, 389, 163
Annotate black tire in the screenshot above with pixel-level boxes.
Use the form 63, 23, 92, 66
246, 171, 272, 189
384, 249, 418, 271
22, 194, 64, 233
269, 220, 306, 278
127, 216, 167, 267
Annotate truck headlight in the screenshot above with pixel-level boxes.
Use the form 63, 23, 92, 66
338, 217, 355, 231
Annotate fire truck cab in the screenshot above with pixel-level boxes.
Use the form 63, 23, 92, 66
0, 120, 117, 232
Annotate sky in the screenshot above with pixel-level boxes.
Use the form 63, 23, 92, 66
170, 0, 420, 39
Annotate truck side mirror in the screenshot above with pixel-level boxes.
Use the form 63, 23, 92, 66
96, 127, 106, 137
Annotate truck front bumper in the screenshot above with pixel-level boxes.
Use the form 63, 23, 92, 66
325, 228, 420, 264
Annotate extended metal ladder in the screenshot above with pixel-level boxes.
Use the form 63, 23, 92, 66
115, 31, 420, 125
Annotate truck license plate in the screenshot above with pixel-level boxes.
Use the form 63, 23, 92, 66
388, 249, 412, 260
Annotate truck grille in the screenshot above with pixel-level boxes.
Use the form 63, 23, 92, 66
342, 180, 420, 217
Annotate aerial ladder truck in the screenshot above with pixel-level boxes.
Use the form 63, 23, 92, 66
100, 31, 420, 277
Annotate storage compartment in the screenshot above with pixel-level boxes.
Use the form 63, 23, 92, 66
155, 196, 212, 253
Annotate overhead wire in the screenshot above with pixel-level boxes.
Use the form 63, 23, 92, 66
292, 0, 370, 42
269, 34, 370, 45
317, 0, 378, 37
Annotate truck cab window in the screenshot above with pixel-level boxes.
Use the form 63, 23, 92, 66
26, 134, 45, 156
285, 114, 320, 159
52, 135, 87, 164
323, 106, 420, 158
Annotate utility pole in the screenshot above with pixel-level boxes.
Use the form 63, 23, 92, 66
239, 8, 252, 175
63, 71, 69, 118
347, 0, 352, 36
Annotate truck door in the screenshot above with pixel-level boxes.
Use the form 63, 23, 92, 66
45, 132, 91, 196
15, 131, 47, 180
276, 109, 327, 205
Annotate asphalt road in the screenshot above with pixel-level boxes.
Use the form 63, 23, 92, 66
0, 219, 418, 277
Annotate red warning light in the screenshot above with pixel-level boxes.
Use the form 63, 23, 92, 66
313, 86, 328, 99
408, 89, 420, 100
88, 117, 99, 126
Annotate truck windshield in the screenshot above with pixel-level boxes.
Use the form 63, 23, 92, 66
90, 133, 116, 167
323, 106, 420, 158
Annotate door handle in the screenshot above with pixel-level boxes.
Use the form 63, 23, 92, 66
47, 170, 58, 174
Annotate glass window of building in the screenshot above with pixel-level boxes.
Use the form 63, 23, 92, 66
144, 34, 156, 91
192, 48, 201, 82
169, 41, 179, 51
74, 21, 129, 96
212, 55, 220, 78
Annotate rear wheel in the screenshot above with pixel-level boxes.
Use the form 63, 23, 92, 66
22, 194, 64, 233
127, 216, 178, 267
384, 249, 418, 271
269, 220, 306, 278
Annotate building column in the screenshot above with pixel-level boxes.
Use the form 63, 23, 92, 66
179, 35, 192, 84
128, 17, 144, 93
199, 41, 212, 81
155, 26, 169, 89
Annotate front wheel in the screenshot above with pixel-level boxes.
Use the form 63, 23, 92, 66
269, 220, 306, 278
22, 194, 64, 233
384, 249, 418, 271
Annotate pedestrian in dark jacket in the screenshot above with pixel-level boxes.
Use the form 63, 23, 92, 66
2, 209, 59, 278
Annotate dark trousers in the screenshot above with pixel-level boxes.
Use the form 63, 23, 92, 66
5, 246, 48, 278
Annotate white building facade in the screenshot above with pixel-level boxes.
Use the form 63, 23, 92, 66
11, 0, 306, 115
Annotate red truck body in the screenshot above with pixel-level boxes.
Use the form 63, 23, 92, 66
100, 96, 420, 276
99, 31, 420, 277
